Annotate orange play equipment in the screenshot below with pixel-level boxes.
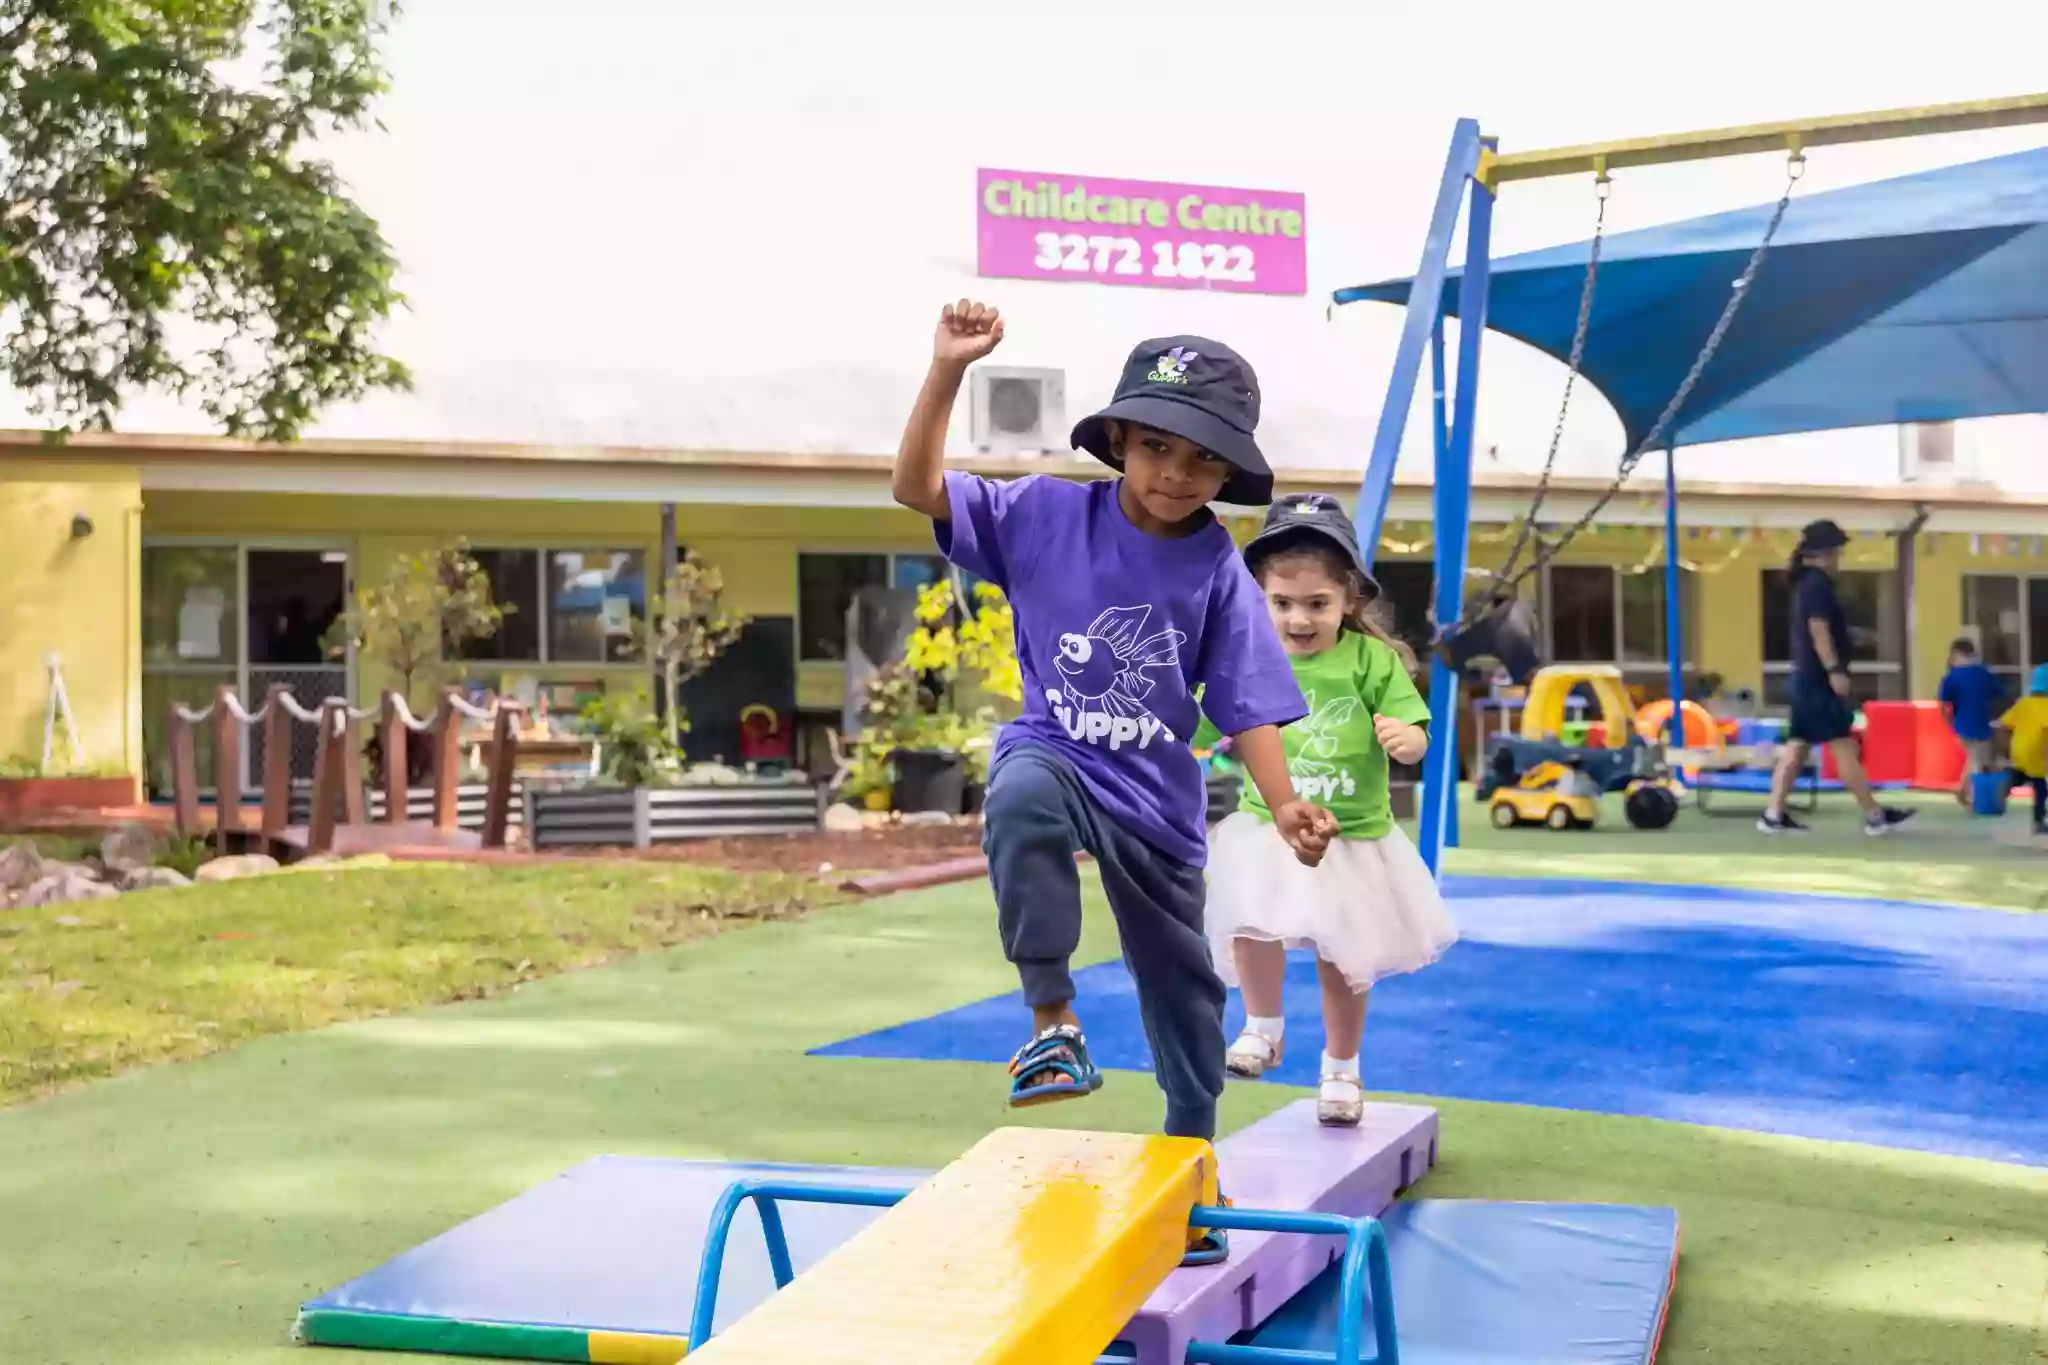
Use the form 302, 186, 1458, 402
1633, 698, 1725, 750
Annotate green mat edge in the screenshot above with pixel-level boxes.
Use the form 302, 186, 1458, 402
294, 1307, 615, 1362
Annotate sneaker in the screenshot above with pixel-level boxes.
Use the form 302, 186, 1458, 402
1864, 806, 1917, 837
1757, 810, 1807, 835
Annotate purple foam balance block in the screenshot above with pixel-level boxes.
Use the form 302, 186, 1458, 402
1120, 1099, 1439, 1365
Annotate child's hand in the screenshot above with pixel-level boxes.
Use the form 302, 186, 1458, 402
1274, 800, 1339, 867
1373, 714, 1429, 764
934, 299, 1004, 368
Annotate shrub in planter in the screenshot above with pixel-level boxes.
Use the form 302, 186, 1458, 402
0, 755, 137, 818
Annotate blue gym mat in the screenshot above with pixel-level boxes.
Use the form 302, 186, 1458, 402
816, 877, 2048, 1166
1242, 1201, 1678, 1365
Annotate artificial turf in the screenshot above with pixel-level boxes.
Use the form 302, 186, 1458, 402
0, 869, 2041, 1365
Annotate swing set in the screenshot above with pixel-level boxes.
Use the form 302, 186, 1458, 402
1338, 94, 2048, 875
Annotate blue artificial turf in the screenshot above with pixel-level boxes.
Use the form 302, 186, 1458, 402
815, 877, 2048, 1166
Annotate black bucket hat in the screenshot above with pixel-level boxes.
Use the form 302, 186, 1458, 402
1070, 336, 1274, 505
1242, 493, 1381, 602
1796, 519, 1850, 554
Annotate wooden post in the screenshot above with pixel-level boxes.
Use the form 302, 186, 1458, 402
212, 684, 245, 854
306, 701, 346, 856
431, 686, 462, 832
170, 705, 200, 837
481, 702, 522, 850
379, 692, 409, 826
339, 705, 367, 825
259, 685, 293, 845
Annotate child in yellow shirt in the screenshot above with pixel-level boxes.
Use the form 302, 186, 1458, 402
1996, 663, 2048, 835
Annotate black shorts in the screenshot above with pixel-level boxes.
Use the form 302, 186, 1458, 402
1788, 679, 1857, 745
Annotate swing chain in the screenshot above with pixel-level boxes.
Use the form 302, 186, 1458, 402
1455, 151, 1806, 636
1482, 171, 1611, 619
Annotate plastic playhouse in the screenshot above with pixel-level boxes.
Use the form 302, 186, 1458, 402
1475, 665, 1684, 830
295, 1103, 1678, 1365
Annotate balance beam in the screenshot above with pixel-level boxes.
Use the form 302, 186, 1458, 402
682, 1127, 1218, 1365
1121, 1099, 1437, 1364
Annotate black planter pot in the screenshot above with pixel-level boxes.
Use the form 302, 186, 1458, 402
892, 747, 966, 815
962, 780, 986, 816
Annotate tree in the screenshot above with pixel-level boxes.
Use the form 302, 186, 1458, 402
331, 540, 503, 709
628, 552, 748, 749
1, 1, 409, 438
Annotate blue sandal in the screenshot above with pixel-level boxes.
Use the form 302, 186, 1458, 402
1007, 1024, 1104, 1109
1183, 1193, 1232, 1267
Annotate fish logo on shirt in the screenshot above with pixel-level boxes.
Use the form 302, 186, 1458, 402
1044, 604, 1184, 751
1288, 690, 1360, 802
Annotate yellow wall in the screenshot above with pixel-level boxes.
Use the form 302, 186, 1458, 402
0, 461, 143, 776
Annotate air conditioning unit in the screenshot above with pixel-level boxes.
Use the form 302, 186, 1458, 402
1898, 421, 1958, 482
970, 366, 1066, 455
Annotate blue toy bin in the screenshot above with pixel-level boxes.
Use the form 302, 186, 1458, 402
1971, 770, 2009, 816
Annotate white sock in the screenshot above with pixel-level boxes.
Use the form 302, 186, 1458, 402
1322, 1051, 1358, 1078
1245, 1015, 1285, 1041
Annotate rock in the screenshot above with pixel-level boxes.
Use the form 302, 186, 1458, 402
899, 810, 955, 828
19, 871, 119, 907
193, 853, 281, 883
821, 803, 866, 833
99, 823, 159, 874
120, 866, 193, 892
0, 839, 43, 891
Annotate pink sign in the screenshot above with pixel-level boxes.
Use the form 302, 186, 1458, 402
977, 168, 1306, 296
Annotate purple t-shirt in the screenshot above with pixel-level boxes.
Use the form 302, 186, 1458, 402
935, 471, 1305, 865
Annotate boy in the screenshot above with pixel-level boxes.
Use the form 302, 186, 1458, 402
892, 300, 1336, 1266
1938, 637, 2005, 806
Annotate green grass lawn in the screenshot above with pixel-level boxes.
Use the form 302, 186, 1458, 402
0, 864, 2042, 1365
1435, 786, 2048, 911
0, 858, 826, 1102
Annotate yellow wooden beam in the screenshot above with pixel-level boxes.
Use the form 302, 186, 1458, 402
685, 1128, 1218, 1365
1477, 92, 2048, 188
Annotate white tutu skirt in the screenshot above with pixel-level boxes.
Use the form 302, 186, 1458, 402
1205, 812, 1458, 993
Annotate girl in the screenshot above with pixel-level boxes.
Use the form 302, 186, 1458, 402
1203, 493, 1458, 1126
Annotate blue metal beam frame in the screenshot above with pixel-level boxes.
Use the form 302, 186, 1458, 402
1664, 443, 1686, 739
1354, 120, 1485, 566
1416, 146, 1496, 877
685, 1178, 1402, 1365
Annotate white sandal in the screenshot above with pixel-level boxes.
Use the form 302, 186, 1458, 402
1225, 1029, 1284, 1079
1317, 1069, 1364, 1126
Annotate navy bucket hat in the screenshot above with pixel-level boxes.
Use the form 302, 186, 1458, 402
1242, 493, 1381, 602
1070, 336, 1274, 505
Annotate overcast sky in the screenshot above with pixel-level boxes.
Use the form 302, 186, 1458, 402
11, 0, 2048, 489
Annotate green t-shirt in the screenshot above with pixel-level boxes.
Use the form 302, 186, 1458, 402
1198, 632, 1430, 840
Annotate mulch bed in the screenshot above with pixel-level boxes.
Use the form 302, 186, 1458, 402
570, 822, 987, 876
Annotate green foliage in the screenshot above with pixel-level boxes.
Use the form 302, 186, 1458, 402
579, 692, 677, 790
0, 1, 409, 438
329, 540, 503, 708
0, 753, 127, 778
623, 552, 748, 748
154, 833, 212, 879
841, 580, 1018, 805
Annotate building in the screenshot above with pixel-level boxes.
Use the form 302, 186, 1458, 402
7, 427, 2047, 799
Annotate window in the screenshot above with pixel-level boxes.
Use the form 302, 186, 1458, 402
1962, 574, 2048, 689
459, 549, 543, 661
1374, 561, 1435, 659
1546, 566, 1617, 662
450, 548, 645, 665
800, 552, 954, 661
1761, 567, 1903, 705
548, 551, 646, 664
1541, 565, 1696, 699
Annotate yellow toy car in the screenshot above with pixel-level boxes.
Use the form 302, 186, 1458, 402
1490, 760, 1602, 830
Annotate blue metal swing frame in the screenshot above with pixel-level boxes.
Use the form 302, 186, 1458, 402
686, 1178, 1402, 1365
1346, 119, 1690, 877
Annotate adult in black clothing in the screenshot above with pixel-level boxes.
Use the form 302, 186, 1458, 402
1760, 520, 1915, 836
